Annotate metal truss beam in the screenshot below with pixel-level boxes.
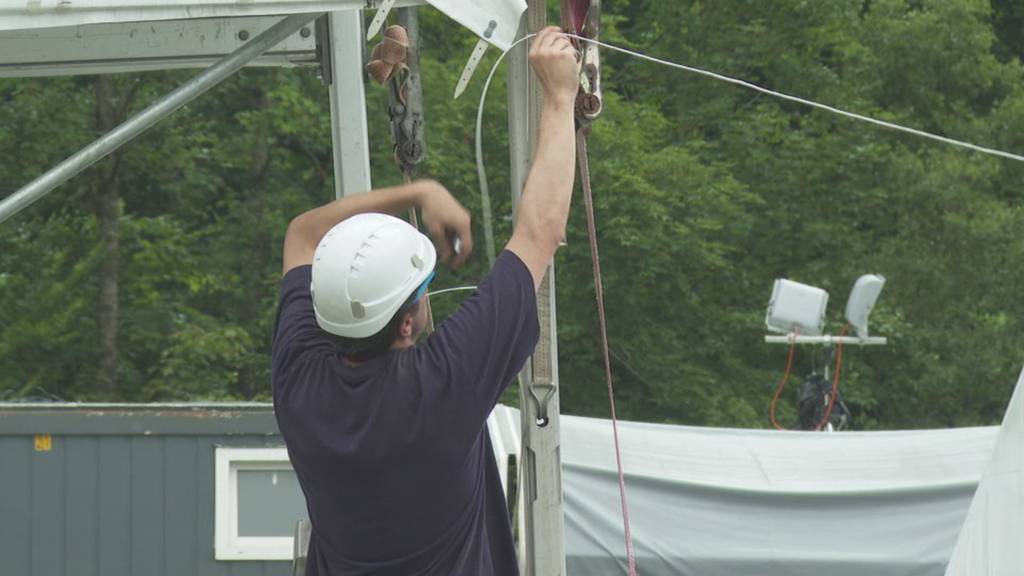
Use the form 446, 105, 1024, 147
0, 1, 422, 35
0, 17, 318, 78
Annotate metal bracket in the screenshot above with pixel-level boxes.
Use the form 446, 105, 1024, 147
388, 9, 426, 176
453, 38, 489, 99
367, 0, 398, 39
562, 0, 602, 125
528, 379, 557, 427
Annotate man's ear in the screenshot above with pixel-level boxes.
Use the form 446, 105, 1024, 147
398, 310, 415, 338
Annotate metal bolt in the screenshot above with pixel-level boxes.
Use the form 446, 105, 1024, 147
300, 27, 312, 38
237, 30, 250, 41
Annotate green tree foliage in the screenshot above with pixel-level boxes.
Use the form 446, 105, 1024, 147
1, 1, 1023, 430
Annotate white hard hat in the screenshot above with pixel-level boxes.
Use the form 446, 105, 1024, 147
311, 213, 436, 339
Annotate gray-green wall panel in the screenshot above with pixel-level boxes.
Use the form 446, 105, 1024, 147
64, 436, 99, 576
0, 437, 33, 574
131, 436, 165, 575
98, 437, 131, 576
231, 561, 269, 576
195, 436, 221, 576
164, 436, 198, 576
0, 406, 295, 576
0, 405, 279, 436
31, 434, 65, 576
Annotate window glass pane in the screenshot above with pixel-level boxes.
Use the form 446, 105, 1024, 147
236, 469, 308, 537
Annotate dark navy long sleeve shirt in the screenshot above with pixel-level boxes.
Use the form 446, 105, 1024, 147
272, 250, 539, 576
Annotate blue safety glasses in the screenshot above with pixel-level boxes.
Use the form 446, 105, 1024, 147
411, 270, 436, 304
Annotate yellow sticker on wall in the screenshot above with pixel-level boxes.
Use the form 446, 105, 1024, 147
34, 434, 52, 452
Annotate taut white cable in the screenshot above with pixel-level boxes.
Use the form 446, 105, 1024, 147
566, 34, 1024, 163
476, 34, 1024, 212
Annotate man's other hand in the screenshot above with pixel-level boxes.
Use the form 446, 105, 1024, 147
529, 27, 581, 108
416, 180, 474, 268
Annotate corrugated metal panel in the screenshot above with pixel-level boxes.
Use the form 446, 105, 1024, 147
0, 436, 32, 571
0, 406, 294, 576
65, 436, 99, 576
31, 433, 64, 576
131, 436, 165, 575
98, 437, 132, 575
196, 435, 222, 576
165, 437, 198, 575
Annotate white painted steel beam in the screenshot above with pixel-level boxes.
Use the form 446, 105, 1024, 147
0, 17, 317, 78
0, 1, 423, 34
508, 3, 567, 575
326, 10, 372, 198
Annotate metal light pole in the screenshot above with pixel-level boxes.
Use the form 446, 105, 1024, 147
508, 2, 567, 574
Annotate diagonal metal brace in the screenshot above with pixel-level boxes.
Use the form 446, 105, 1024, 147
0, 13, 317, 226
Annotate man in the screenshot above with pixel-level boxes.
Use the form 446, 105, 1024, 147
272, 27, 579, 575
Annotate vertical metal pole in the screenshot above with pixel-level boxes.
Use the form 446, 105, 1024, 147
327, 10, 372, 198
508, 3, 566, 575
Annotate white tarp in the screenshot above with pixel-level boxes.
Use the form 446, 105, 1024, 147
490, 406, 1002, 575
424, 0, 524, 50
0, 0, 525, 49
944, 368, 1024, 575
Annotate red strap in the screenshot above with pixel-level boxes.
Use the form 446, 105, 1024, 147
577, 128, 638, 575
562, 0, 590, 35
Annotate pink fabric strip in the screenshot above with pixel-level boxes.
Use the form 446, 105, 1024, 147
577, 128, 638, 576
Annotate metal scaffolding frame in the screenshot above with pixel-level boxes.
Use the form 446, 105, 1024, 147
0, 13, 317, 225
0, 6, 391, 223
0, 2, 565, 572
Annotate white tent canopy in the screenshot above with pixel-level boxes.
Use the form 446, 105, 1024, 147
491, 392, 1009, 575
0, 0, 526, 48
944, 368, 1024, 575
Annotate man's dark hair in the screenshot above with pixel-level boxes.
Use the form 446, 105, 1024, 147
330, 293, 421, 362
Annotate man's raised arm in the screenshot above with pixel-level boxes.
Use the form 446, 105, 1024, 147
282, 180, 473, 275
506, 27, 581, 289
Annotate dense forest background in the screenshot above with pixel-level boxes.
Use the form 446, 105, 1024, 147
2, 0, 1023, 430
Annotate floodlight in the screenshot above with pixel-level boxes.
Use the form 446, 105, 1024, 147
765, 279, 829, 336
845, 274, 886, 339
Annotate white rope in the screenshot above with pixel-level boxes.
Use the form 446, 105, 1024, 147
568, 34, 1024, 163
428, 285, 478, 296
474, 35, 534, 267
475, 34, 1024, 212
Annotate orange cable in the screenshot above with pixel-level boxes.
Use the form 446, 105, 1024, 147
769, 333, 798, 431
815, 323, 850, 431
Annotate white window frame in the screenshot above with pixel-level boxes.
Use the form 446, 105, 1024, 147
214, 409, 517, 562
214, 446, 298, 561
